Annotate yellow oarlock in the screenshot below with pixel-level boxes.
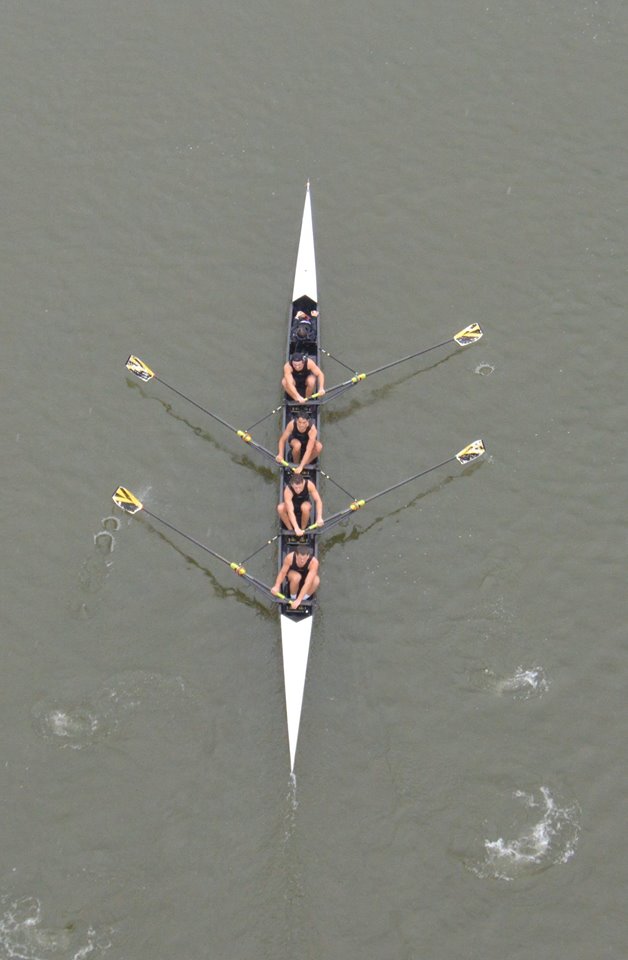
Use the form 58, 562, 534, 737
229, 562, 247, 576
349, 499, 366, 511
236, 430, 252, 443
351, 372, 367, 383
126, 355, 155, 382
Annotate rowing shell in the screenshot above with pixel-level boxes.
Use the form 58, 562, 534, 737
279, 181, 319, 772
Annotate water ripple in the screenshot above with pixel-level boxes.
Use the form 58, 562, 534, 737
32, 671, 189, 749
68, 516, 121, 620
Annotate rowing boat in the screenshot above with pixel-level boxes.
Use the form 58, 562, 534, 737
115, 184, 487, 776
278, 181, 319, 773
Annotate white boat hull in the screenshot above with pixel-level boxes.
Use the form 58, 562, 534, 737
281, 613, 313, 772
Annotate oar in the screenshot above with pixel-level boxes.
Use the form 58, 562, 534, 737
311, 323, 484, 402
125, 356, 289, 469
308, 440, 486, 533
111, 486, 286, 602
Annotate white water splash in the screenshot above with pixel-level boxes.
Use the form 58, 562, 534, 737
495, 665, 549, 699
0, 895, 111, 959
473, 665, 549, 700
471, 786, 581, 881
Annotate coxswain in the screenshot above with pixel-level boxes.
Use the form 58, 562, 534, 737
272, 543, 320, 609
276, 413, 322, 473
282, 352, 325, 403
278, 474, 324, 536
293, 309, 318, 342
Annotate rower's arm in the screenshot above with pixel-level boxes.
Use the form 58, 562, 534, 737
299, 427, 318, 469
283, 363, 303, 402
277, 422, 292, 459
272, 554, 292, 594
310, 482, 324, 524
284, 488, 299, 530
294, 557, 319, 606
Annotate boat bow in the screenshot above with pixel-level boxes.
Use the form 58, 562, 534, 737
292, 181, 317, 303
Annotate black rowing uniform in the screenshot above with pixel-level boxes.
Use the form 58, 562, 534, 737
289, 552, 312, 592
290, 418, 314, 461
289, 480, 312, 526
290, 358, 311, 395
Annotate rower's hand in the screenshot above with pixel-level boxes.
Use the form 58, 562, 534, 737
271, 586, 281, 597
289, 598, 301, 609
317, 388, 325, 397
315, 519, 324, 527
294, 527, 304, 537
275, 454, 284, 463
293, 465, 303, 475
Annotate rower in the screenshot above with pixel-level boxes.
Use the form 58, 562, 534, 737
282, 351, 325, 403
276, 413, 322, 473
272, 543, 320, 609
278, 473, 324, 537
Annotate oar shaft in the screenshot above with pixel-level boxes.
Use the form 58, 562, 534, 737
142, 509, 284, 601
144, 508, 233, 567
311, 336, 455, 401
363, 456, 456, 504
362, 337, 453, 378
156, 377, 235, 434
156, 377, 279, 467
310, 455, 457, 532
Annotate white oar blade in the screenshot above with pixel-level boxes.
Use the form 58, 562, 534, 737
454, 323, 483, 346
126, 355, 155, 382
281, 614, 313, 772
456, 439, 486, 465
112, 486, 144, 514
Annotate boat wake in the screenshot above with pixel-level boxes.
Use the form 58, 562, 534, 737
468, 786, 581, 881
283, 773, 299, 844
0, 894, 112, 960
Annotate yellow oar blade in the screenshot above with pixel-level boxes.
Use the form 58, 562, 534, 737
453, 323, 483, 346
112, 486, 144, 514
456, 439, 486, 465
126, 355, 155, 382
